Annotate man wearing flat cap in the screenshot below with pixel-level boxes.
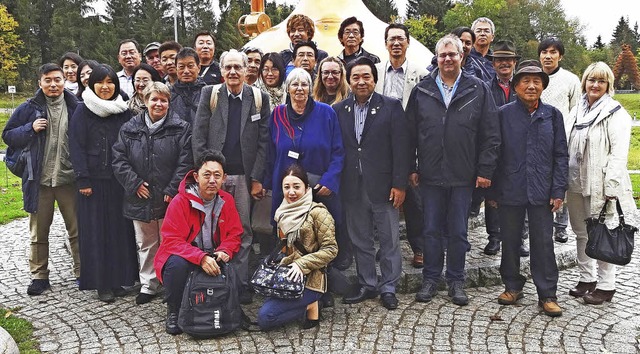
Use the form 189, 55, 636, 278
488, 60, 568, 317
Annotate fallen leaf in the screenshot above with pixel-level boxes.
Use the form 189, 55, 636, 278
489, 315, 504, 321
4, 310, 12, 318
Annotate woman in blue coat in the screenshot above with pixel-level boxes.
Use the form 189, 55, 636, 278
69, 64, 138, 303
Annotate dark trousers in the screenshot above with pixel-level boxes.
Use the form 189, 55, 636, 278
404, 185, 424, 253
471, 188, 500, 242
421, 185, 473, 284
257, 289, 322, 330
499, 205, 558, 300
162, 255, 196, 309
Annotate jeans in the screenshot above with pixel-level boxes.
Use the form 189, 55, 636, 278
162, 255, 195, 309
257, 289, 322, 330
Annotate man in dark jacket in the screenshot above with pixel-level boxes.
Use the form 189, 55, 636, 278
468, 17, 496, 82
170, 47, 206, 125
407, 34, 501, 306
2, 64, 80, 295
280, 14, 329, 77
194, 31, 223, 85
336, 17, 380, 65
489, 60, 567, 317
336, 57, 409, 310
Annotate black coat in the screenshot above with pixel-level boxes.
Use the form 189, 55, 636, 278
406, 69, 501, 187
112, 111, 193, 222
489, 76, 517, 107
199, 61, 222, 85
334, 92, 410, 203
170, 79, 206, 125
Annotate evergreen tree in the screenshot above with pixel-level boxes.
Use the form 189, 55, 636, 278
406, 0, 452, 31
264, 1, 294, 27
215, 0, 250, 56
106, 0, 137, 43
611, 16, 638, 53
362, 0, 398, 23
182, 0, 217, 42
133, 0, 173, 45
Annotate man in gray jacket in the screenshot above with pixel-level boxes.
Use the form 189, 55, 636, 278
192, 49, 271, 304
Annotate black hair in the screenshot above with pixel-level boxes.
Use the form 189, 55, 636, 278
158, 41, 183, 57
38, 63, 63, 78
293, 41, 318, 59
195, 150, 226, 172
338, 16, 364, 40
176, 47, 200, 66
346, 57, 378, 84
193, 31, 216, 47
130, 63, 163, 91
537, 37, 565, 56
451, 26, 476, 44
118, 39, 140, 55
87, 64, 120, 101
76, 59, 100, 98
282, 163, 309, 190
384, 23, 410, 43
58, 52, 83, 68
259, 52, 286, 87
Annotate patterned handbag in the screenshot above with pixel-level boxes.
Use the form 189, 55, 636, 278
250, 239, 306, 299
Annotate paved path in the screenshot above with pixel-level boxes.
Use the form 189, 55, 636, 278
1, 212, 640, 353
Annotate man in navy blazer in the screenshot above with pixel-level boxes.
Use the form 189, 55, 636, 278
334, 57, 410, 310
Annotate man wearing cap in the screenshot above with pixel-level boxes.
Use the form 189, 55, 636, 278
489, 60, 568, 317
144, 42, 165, 77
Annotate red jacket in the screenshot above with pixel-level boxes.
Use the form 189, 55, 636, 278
154, 171, 243, 282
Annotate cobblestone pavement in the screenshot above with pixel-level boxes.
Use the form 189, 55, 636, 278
1, 212, 640, 353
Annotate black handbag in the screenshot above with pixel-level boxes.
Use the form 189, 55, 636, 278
250, 238, 306, 299
585, 198, 637, 266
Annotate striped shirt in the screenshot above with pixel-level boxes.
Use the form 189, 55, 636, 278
354, 97, 371, 144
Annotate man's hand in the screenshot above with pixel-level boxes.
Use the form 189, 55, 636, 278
137, 182, 150, 199
286, 262, 303, 282
200, 255, 221, 276
486, 200, 498, 208
213, 251, 230, 263
550, 198, 563, 212
409, 173, 419, 188
32, 118, 47, 133
476, 177, 491, 188
314, 184, 332, 197
251, 180, 265, 200
164, 195, 172, 203
389, 188, 406, 209
79, 187, 92, 197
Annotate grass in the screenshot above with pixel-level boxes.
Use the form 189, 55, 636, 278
0, 112, 9, 150
0, 307, 40, 354
0, 165, 28, 224
617, 93, 640, 120
0, 93, 28, 110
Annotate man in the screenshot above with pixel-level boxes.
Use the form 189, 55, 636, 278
2, 64, 81, 295
468, 17, 497, 82
375, 23, 428, 268
490, 60, 567, 317
170, 47, 206, 125
194, 31, 222, 85
337, 57, 410, 310
192, 49, 271, 305
293, 41, 318, 82
337, 16, 380, 65
242, 47, 263, 86
159, 41, 183, 87
538, 37, 581, 243
407, 34, 501, 306
117, 39, 142, 98
280, 14, 329, 76
144, 41, 164, 77
154, 150, 243, 334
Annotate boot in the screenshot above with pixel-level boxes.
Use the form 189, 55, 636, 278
165, 305, 182, 335
583, 289, 615, 305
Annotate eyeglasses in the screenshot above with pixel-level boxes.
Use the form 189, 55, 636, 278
437, 52, 460, 59
134, 78, 151, 84
224, 64, 244, 71
261, 67, 279, 74
344, 30, 361, 37
120, 50, 138, 57
290, 82, 310, 89
386, 36, 407, 44
321, 70, 341, 77
474, 28, 492, 34
586, 78, 607, 85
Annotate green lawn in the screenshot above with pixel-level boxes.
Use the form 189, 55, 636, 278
617, 93, 640, 119
0, 308, 40, 354
0, 165, 28, 224
0, 93, 29, 110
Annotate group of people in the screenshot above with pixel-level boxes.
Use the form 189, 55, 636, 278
4, 12, 634, 335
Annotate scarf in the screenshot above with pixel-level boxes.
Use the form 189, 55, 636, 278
573, 93, 611, 163
257, 79, 286, 110
128, 94, 147, 116
64, 81, 79, 95
82, 88, 128, 118
274, 188, 313, 247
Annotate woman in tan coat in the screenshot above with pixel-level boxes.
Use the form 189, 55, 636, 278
257, 164, 337, 330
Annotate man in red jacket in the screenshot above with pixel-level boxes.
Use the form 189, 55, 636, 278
154, 150, 243, 335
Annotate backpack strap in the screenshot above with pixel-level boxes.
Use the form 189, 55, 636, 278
250, 86, 263, 113
209, 84, 223, 113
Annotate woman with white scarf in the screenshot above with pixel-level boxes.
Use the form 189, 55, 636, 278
69, 64, 139, 303
257, 164, 337, 331
565, 62, 635, 305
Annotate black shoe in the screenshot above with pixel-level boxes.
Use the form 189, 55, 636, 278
342, 287, 379, 304
240, 290, 254, 305
448, 281, 469, 306
520, 244, 530, 257
415, 281, 438, 303
483, 239, 501, 255
380, 292, 399, 310
302, 318, 319, 329
27, 279, 50, 296
98, 289, 115, 303
320, 292, 334, 308
165, 307, 182, 335
135, 292, 155, 305
112, 287, 128, 297
554, 229, 568, 243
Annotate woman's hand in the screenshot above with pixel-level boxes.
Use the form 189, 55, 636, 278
79, 188, 92, 197
164, 195, 172, 203
314, 184, 332, 196
137, 182, 150, 199
286, 262, 303, 282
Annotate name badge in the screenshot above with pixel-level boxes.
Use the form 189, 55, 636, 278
288, 151, 300, 159
251, 113, 261, 122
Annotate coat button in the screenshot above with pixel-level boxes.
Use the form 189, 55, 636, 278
357, 148, 361, 151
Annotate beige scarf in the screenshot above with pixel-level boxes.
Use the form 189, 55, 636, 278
274, 188, 313, 247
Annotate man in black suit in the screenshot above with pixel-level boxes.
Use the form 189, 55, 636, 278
334, 57, 410, 310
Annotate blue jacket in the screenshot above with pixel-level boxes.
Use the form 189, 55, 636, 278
170, 78, 206, 125
2, 89, 79, 213
468, 48, 496, 83
489, 76, 517, 107
493, 99, 568, 205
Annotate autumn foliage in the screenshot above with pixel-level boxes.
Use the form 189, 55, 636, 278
612, 44, 640, 89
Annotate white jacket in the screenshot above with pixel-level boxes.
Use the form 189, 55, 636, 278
566, 95, 635, 215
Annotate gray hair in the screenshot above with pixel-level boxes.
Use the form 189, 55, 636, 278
220, 49, 248, 68
142, 81, 171, 102
471, 17, 495, 34
435, 34, 464, 55
285, 68, 312, 92
242, 46, 264, 57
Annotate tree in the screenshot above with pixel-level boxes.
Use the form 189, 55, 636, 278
362, 0, 398, 23
181, 0, 217, 41
106, 0, 137, 44
611, 16, 639, 53
215, 0, 250, 56
593, 35, 605, 50
405, 14, 440, 51
406, 0, 452, 32
0, 4, 28, 86
264, 1, 294, 27
612, 44, 640, 89
133, 0, 173, 45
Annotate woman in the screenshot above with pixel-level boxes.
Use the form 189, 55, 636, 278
113, 82, 192, 305
128, 63, 163, 115
75, 60, 99, 100
256, 52, 287, 111
257, 164, 337, 330
566, 61, 635, 305
59, 52, 84, 95
69, 64, 138, 303
312, 57, 349, 105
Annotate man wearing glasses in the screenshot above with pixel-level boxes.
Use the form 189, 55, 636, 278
337, 17, 380, 65
116, 39, 142, 98
192, 49, 271, 305
468, 17, 497, 82
292, 41, 319, 82
406, 34, 500, 306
